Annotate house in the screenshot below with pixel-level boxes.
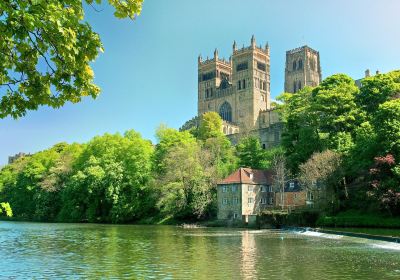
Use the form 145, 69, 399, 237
217, 168, 275, 223
274, 180, 307, 211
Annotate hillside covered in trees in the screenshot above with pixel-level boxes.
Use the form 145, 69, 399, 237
1, 70, 400, 225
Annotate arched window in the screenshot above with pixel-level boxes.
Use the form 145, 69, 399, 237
298, 81, 302, 91
298, 59, 303, 70
293, 81, 297, 93
293, 61, 297, 71
219, 101, 232, 122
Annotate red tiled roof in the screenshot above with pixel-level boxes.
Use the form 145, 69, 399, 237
219, 168, 274, 185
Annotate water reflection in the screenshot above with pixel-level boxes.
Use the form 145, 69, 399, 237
240, 231, 257, 279
1, 222, 400, 279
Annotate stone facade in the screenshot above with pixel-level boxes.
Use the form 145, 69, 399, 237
197, 38, 321, 148
217, 168, 275, 221
284, 46, 322, 93
8, 152, 29, 164
218, 169, 308, 221
198, 36, 270, 132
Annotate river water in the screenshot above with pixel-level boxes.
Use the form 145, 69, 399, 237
0, 222, 399, 279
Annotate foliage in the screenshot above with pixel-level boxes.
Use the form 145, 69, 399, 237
0, 202, 12, 217
197, 112, 224, 140
278, 70, 400, 217
0, 0, 143, 118
59, 130, 153, 223
299, 150, 342, 209
317, 210, 400, 228
236, 136, 267, 169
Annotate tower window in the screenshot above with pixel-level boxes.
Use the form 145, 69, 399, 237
257, 62, 266, 72
298, 59, 303, 70
238, 80, 241, 90
242, 79, 246, 89
219, 101, 232, 122
298, 81, 302, 91
293, 81, 297, 93
237, 62, 248, 72
262, 81, 266, 91
293, 61, 297, 71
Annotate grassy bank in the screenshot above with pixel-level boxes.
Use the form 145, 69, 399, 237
317, 211, 400, 228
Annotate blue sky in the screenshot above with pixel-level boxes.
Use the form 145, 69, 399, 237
1, 0, 400, 165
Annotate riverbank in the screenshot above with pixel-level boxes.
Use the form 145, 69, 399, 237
316, 211, 400, 228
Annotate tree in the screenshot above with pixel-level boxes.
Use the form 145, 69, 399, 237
299, 150, 342, 209
356, 71, 400, 114
236, 136, 267, 169
0, 0, 143, 118
373, 99, 400, 158
368, 154, 400, 215
271, 152, 290, 210
0, 202, 12, 217
197, 112, 224, 140
59, 130, 153, 223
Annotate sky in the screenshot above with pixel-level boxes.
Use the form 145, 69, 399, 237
1, 0, 400, 166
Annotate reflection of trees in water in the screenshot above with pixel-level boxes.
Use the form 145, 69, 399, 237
240, 231, 258, 279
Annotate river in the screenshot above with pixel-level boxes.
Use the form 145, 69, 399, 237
0, 221, 399, 279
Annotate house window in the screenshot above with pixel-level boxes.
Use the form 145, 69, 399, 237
232, 185, 237, 192
269, 196, 274, 205
223, 198, 228, 205
222, 186, 228, 193
234, 197, 239, 204
289, 182, 295, 189
268, 185, 273, 192
261, 186, 267, 192
233, 213, 239, 219
248, 186, 254, 192
261, 197, 267, 204
248, 197, 254, 204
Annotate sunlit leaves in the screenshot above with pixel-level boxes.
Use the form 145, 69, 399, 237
0, 0, 143, 118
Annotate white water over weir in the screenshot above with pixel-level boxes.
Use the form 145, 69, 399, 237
293, 228, 400, 251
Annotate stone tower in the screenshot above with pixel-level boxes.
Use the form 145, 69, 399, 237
284, 46, 321, 93
198, 36, 270, 131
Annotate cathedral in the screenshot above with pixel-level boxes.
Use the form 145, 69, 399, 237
197, 36, 322, 148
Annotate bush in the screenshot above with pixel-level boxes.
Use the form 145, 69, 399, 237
317, 210, 400, 228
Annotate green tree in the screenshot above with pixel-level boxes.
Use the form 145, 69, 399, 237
0, 202, 12, 217
357, 71, 400, 114
0, 0, 143, 118
59, 130, 153, 223
197, 112, 224, 140
236, 136, 267, 169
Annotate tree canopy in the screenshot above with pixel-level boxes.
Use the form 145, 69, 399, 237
0, 0, 143, 118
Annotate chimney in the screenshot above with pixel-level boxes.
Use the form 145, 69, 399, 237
365, 69, 370, 78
